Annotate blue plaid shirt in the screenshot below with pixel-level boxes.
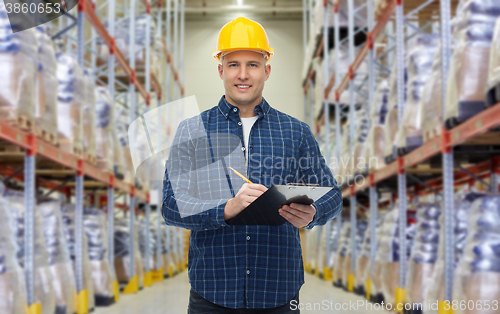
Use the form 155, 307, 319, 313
162, 96, 342, 309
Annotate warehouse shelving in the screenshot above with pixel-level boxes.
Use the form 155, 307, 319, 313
306, 0, 500, 312
0, 0, 186, 312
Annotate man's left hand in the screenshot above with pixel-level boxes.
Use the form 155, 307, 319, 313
279, 203, 316, 228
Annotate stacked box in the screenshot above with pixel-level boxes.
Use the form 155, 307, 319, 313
341, 220, 367, 288
39, 200, 78, 314
60, 204, 96, 311
4, 190, 56, 314
487, 16, 500, 105
83, 69, 97, 163
377, 203, 416, 307
56, 54, 85, 154
35, 25, 58, 142
333, 222, 351, 286
405, 203, 441, 311
367, 80, 389, 171
425, 192, 485, 314
444, 0, 500, 128
95, 86, 115, 172
114, 218, 144, 288
0, 5, 37, 130
0, 183, 27, 314
453, 195, 500, 314
84, 207, 115, 305
395, 34, 439, 155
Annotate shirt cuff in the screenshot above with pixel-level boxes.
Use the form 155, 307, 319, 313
210, 198, 230, 228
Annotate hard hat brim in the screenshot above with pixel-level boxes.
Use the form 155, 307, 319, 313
213, 48, 274, 63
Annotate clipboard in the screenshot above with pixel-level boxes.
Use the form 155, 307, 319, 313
226, 184, 333, 226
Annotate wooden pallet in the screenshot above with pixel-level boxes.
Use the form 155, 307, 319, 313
15, 115, 34, 132
423, 126, 441, 143
0, 143, 24, 153
58, 140, 83, 157
36, 128, 58, 146
85, 153, 97, 165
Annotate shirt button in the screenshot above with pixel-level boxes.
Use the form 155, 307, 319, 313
246, 236, 250, 241
233, 108, 238, 112
241, 147, 245, 151
238, 122, 242, 126
246, 270, 250, 275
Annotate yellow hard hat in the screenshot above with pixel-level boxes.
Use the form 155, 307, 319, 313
213, 17, 274, 63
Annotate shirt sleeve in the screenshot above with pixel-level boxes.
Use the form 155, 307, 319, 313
162, 119, 229, 231
297, 122, 343, 229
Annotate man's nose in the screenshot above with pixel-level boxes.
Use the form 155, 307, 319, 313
237, 66, 249, 81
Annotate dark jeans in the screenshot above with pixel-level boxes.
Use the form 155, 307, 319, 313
187, 288, 300, 314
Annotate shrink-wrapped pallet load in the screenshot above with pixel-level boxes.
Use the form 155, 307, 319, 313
61, 204, 96, 311
35, 25, 58, 144
333, 222, 351, 287
97, 15, 156, 75
95, 87, 114, 173
445, 0, 500, 128
341, 220, 367, 290
420, 46, 445, 143
115, 107, 134, 183
4, 190, 56, 314
39, 200, 78, 314
367, 79, 389, 171
486, 17, 500, 106
0, 183, 27, 314
405, 203, 441, 312
383, 61, 407, 164
83, 207, 115, 306
351, 105, 370, 174
82, 69, 97, 164
425, 192, 485, 314
138, 217, 158, 272
110, 106, 126, 180
367, 213, 388, 303
0, 5, 37, 131
377, 204, 416, 307
56, 54, 85, 155
323, 219, 342, 278
114, 219, 144, 289
159, 224, 170, 277
304, 228, 319, 273
355, 217, 379, 296
396, 35, 439, 156
453, 195, 500, 314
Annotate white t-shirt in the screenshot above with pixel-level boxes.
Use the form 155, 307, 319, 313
241, 116, 258, 162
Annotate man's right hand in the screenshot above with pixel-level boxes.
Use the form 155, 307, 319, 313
224, 183, 268, 221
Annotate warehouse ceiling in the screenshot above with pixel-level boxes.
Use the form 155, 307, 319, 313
184, 0, 304, 21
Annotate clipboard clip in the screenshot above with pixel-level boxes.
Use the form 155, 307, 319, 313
286, 183, 319, 190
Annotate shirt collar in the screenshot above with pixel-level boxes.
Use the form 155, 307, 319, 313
217, 95, 271, 120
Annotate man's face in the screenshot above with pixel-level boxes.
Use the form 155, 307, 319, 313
218, 50, 271, 107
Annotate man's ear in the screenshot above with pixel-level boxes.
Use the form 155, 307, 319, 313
218, 63, 223, 79
264, 64, 271, 81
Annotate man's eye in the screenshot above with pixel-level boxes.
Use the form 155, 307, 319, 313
250, 64, 257, 67
229, 64, 237, 67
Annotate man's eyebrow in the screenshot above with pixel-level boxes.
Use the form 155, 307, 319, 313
227, 61, 239, 64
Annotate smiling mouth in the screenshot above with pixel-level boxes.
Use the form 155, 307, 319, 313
235, 84, 251, 90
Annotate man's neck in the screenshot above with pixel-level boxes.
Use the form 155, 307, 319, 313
225, 96, 261, 118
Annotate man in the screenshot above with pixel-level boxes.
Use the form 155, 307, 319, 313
162, 17, 342, 313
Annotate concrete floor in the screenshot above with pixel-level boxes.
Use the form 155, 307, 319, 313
93, 270, 393, 314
